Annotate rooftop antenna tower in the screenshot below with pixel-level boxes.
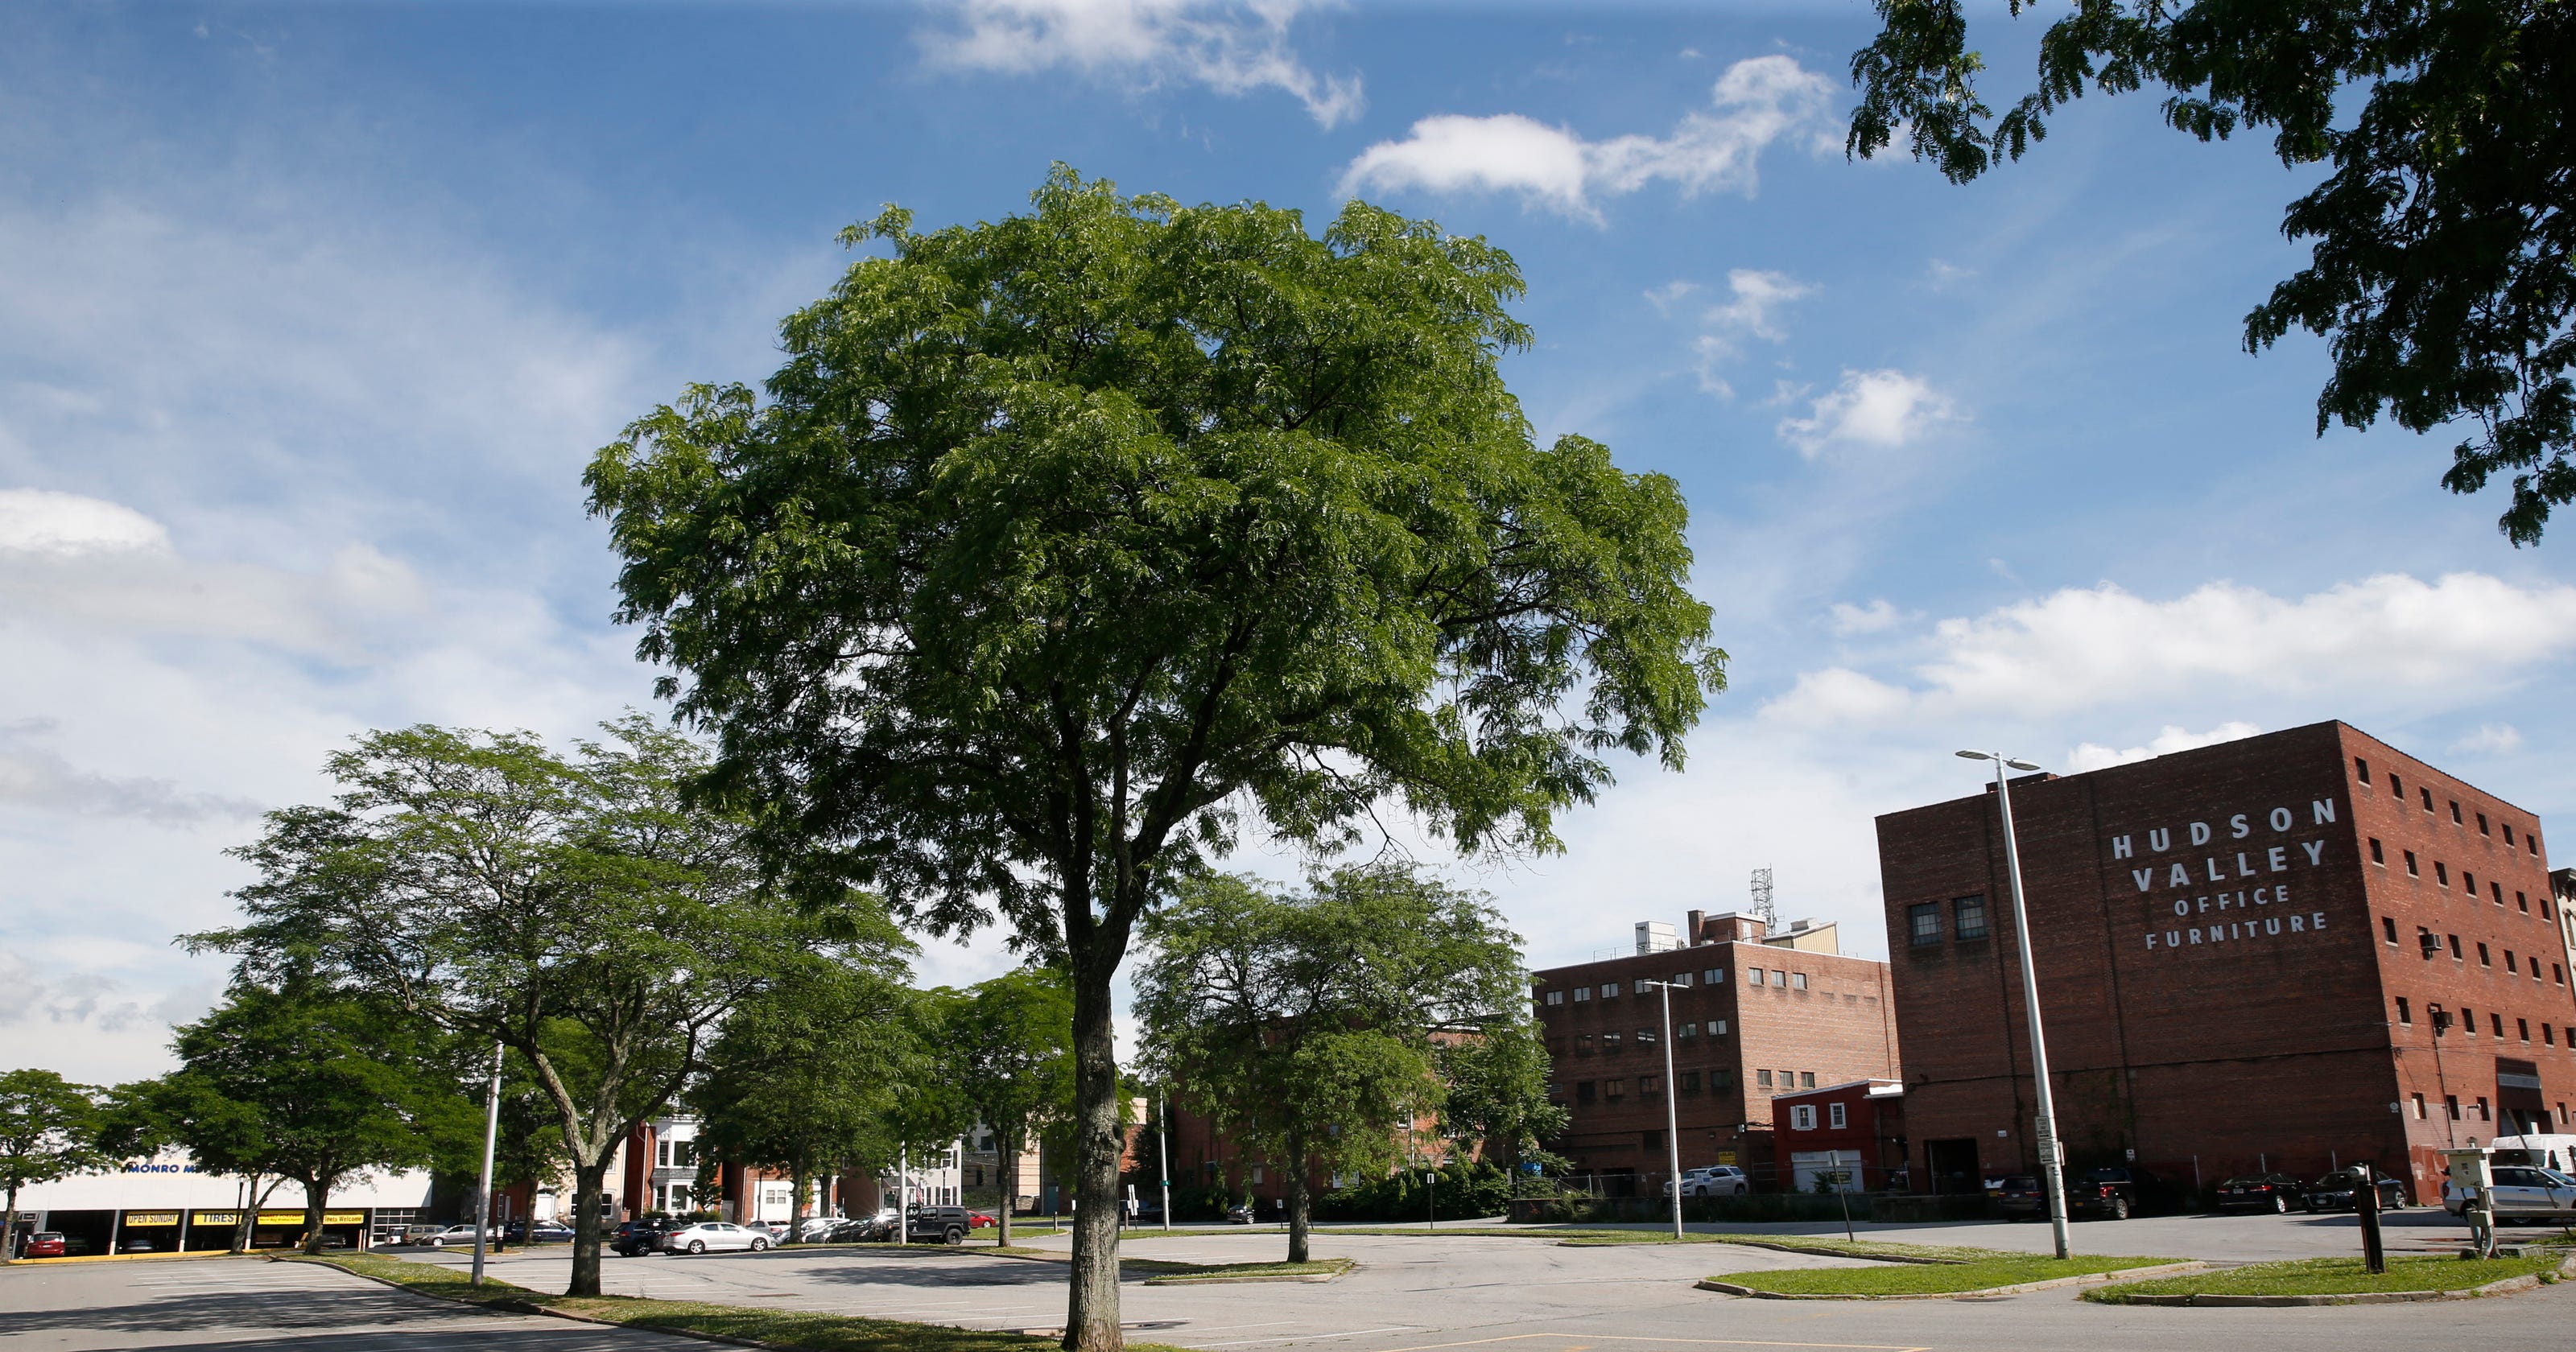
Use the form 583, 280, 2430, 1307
1749, 868, 1775, 928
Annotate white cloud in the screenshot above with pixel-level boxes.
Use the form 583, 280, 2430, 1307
1777, 369, 1959, 456
1690, 268, 1812, 394
2452, 723, 2524, 756
0, 718, 263, 826
1828, 598, 1905, 635
2066, 722, 2263, 773
923, 0, 1362, 126
0, 487, 171, 556
1339, 55, 1833, 218
1764, 572, 2576, 728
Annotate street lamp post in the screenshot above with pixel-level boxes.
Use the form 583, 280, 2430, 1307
1638, 979, 1685, 1240
470, 1042, 502, 1286
1158, 1090, 1173, 1231
1956, 749, 2071, 1262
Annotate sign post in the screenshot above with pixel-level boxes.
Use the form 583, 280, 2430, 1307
2351, 1164, 2384, 1274
2442, 1148, 2494, 1259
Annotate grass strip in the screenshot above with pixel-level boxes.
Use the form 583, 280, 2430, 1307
283, 1251, 1200, 1351
2083, 1254, 2568, 1302
1142, 1258, 1353, 1285
1707, 1253, 2185, 1297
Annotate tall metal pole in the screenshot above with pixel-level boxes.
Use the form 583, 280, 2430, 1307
1157, 1090, 1173, 1230
1988, 756, 2071, 1261
1641, 979, 1684, 1239
470, 1042, 502, 1286
898, 1145, 909, 1246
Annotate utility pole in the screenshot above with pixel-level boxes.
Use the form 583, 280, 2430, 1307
1157, 1090, 1173, 1230
1639, 979, 1685, 1239
470, 1042, 502, 1286
1957, 749, 2071, 1261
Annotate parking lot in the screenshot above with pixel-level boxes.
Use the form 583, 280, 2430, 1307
389, 1209, 2576, 1352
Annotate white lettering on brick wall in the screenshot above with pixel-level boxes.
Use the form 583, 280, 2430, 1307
2111, 798, 2343, 958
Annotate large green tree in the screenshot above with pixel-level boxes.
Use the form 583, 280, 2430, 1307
584, 167, 1723, 1349
1434, 1016, 1568, 1185
1133, 865, 1530, 1263
188, 715, 873, 1295
1849, 2, 2576, 542
688, 957, 919, 1242
0, 1070, 105, 1261
120, 982, 469, 1254
937, 967, 1075, 1247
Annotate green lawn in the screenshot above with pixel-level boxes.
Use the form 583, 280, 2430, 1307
1142, 1257, 1353, 1284
1709, 1252, 2185, 1297
2084, 1254, 2568, 1302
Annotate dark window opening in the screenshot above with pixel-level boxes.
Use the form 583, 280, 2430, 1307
1907, 901, 1942, 947
2355, 756, 2372, 784
1952, 894, 1989, 941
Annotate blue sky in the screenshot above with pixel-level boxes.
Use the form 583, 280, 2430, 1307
7, 1, 2575, 1080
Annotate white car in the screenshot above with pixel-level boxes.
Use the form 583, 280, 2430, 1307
2443, 1166, 2576, 1223
1670, 1166, 1751, 1197
659, 1221, 771, 1255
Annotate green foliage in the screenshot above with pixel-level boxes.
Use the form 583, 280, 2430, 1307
933, 967, 1075, 1243
0, 1068, 106, 1257
187, 715, 881, 1293
1135, 864, 1530, 1257
1849, 2, 2576, 542
1434, 1019, 1567, 1178
585, 165, 1722, 1346
1314, 1159, 1513, 1222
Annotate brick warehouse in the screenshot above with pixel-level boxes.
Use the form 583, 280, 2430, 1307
1877, 721, 2576, 1205
1532, 913, 1899, 1190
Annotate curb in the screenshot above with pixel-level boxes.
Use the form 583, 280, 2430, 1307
1680, 1239, 1959, 1266
1697, 1260, 2207, 1301
2107, 1253, 2576, 1307
1144, 1263, 1356, 1286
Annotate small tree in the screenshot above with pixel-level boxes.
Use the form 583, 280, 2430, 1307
689, 959, 919, 1240
0, 1070, 105, 1261
188, 716, 878, 1295
940, 968, 1075, 1246
128, 982, 469, 1254
1136, 865, 1529, 1263
586, 167, 1724, 1349
1435, 1018, 1568, 1191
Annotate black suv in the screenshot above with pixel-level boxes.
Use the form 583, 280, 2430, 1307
612, 1216, 683, 1256
2068, 1165, 2159, 1219
2214, 1173, 2306, 1213
2302, 1172, 2408, 1212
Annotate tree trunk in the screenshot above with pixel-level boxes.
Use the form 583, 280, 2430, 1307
4, 1182, 17, 1261
568, 1158, 609, 1297
997, 1125, 1017, 1249
233, 1175, 266, 1254
1284, 1154, 1311, 1265
788, 1160, 809, 1243
301, 1177, 332, 1255
1064, 950, 1125, 1352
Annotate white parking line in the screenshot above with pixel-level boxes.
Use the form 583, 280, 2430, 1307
1191, 1327, 1418, 1347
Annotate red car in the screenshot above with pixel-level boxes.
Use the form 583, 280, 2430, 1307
20, 1232, 66, 1258
965, 1210, 997, 1228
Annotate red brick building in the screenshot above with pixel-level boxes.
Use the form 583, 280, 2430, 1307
1877, 721, 2576, 1204
1770, 1079, 1905, 1193
1532, 913, 1900, 1191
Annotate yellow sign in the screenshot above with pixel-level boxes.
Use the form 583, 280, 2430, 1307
1715, 1150, 1738, 1165
324, 1213, 365, 1226
258, 1211, 308, 1225
193, 1212, 242, 1225
123, 1212, 180, 1226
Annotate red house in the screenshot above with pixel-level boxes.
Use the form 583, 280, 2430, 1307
1768, 1078, 1905, 1193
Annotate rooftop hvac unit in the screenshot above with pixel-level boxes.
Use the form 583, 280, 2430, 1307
1635, 921, 1679, 954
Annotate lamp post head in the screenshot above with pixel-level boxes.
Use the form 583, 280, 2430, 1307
1957, 749, 2043, 772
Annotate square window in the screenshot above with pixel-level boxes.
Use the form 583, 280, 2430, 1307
1577, 1033, 1594, 1054
1703, 967, 1726, 984
1829, 1101, 1847, 1129
1641, 1075, 1661, 1097
2355, 756, 2372, 784
2370, 837, 2384, 864
1790, 972, 1807, 991
1601, 982, 1620, 998
1757, 1070, 1773, 1087
1637, 1027, 1657, 1045
1605, 1079, 1625, 1100
1603, 1031, 1622, 1050
1771, 969, 1789, 987
1711, 1069, 1734, 1090
1573, 986, 1590, 1003
1710, 1019, 1728, 1036
1790, 1105, 1816, 1131
1673, 972, 1692, 987
1748, 967, 1766, 986
2405, 850, 2419, 877
1681, 1070, 1702, 1092
1907, 901, 1942, 946
1953, 894, 1989, 940
1545, 990, 1564, 1006
1800, 1071, 1815, 1087
2396, 996, 2411, 1025
1677, 1021, 1699, 1038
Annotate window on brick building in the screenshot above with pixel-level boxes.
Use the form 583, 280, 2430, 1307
2383, 916, 2399, 944
1573, 986, 1590, 1003
2396, 996, 2412, 1025
2504, 822, 2516, 844
2478, 812, 2490, 835
2464, 870, 2475, 894
1772, 969, 1790, 987
1602, 1032, 1622, 1051
1711, 1070, 1734, 1090
1953, 894, 1989, 940
2507, 949, 2518, 974
2451, 799, 2463, 824
2517, 891, 2529, 913
1801, 1071, 1816, 1088
2557, 963, 2568, 985
1757, 1070, 1773, 1087
1577, 1082, 1596, 1105
1640, 1075, 1661, 1098
2548, 1025, 2558, 1047
1830, 1102, 1847, 1129
2476, 1095, 2490, 1120
1672, 972, 1692, 987
1908, 902, 1942, 946
1710, 1019, 1729, 1036
2534, 956, 2545, 979
1748, 967, 1766, 987
2518, 1018, 2530, 1042
1790, 972, 1808, 991
1577, 1034, 1593, 1056
2493, 882, 2505, 906
1677, 1021, 1699, 1039
1680, 1070, 1701, 1093
2529, 834, 2541, 855
1601, 982, 1620, 998
2423, 786, 2435, 811
2411, 1094, 2426, 1119
2436, 862, 2450, 887
1790, 1105, 1817, 1131
2405, 850, 2420, 877
2370, 838, 2385, 864
2355, 756, 2372, 784
2418, 926, 2438, 958
1643, 1128, 1663, 1149
2493, 1012, 2506, 1037
1604, 1079, 1625, 1101
2446, 1094, 2461, 1119
1544, 990, 1564, 1006
2479, 942, 2492, 967
2450, 934, 2463, 959
1703, 967, 1726, 985
1637, 1027, 1657, 1046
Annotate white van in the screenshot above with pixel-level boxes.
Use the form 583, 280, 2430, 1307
2490, 1134, 2576, 1173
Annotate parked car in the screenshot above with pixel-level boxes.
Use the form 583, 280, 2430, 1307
903, 1206, 972, 1245
2303, 1172, 2408, 1212
423, 1224, 487, 1247
613, 1217, 683, 1256
2445, 1165, 2576, 1223
526, 1222, 576, 1244
967, 1210, 997, 1229
2214, 1173, 2306, 1213
19, 1232, 65, 1258
118, 1236, 156, 1253
1671, 1165, 1752, 1198
1992, 1174, 2047, 1220
1224, 1202, 1258, 1225
2073, 1166, 2164, 1217
661, 1221, 770, 1255
2062, 1166, 2149, 1219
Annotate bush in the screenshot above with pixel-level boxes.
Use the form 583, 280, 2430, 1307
1314, 1161, 1513, 1222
